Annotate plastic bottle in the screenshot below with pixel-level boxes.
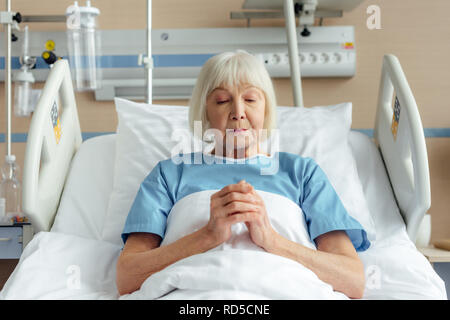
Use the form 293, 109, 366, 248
14, 25, 37, 117
0, 198, 6, 224
14, 80, 32, 117
0, 155, 22, 222
65, 0, 102, 91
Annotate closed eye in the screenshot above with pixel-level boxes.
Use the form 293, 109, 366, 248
217, 100, 229, 104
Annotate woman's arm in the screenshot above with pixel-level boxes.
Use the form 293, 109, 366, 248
266, 230, 365, 299
116, 181, 258, 296
116, 228, 218, 296
235, 181, 365, 299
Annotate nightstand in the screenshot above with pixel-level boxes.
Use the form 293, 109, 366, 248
418, 245, 450, 299
0, 223, 34, 259
417, 245, 450, 266
0, 223, 33, 290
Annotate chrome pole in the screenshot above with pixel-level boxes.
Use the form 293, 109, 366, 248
5, 0, 12, 156
146, 0, 152, 104
283, 0, 304, 108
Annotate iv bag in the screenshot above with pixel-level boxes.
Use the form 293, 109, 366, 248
14, 25, 40, 117
66, 1, 102, 91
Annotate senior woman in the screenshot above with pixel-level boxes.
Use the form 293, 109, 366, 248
116, 50, 370, 298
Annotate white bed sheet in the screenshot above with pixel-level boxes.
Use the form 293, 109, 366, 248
0, 132, 446, 299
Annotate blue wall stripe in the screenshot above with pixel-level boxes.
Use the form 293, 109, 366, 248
0, 54, 215, 70
81, 132, 115, 140
1, 128, 450, 143
0, 132, 114, 143
352, 128, 450, 138
152, 54, 214, 68
423, 128, 450, 138
352, 129, 374, 138
0, 133, 28, 143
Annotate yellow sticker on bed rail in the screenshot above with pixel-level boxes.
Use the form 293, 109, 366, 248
51, 101, 62, 144
391, 96, 400, 141
342, 42, 354, 49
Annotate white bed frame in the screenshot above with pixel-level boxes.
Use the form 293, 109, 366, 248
374, 55, 431, 242
22, 60, 82, 232
22, 55, 431, 242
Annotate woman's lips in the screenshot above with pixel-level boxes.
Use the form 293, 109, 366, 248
226, 128, 250, 135
231, 128, 251, 136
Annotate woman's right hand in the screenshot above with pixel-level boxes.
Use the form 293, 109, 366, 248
203, 180, 258, 245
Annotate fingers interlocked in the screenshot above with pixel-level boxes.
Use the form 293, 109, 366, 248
211, 180, 259, 220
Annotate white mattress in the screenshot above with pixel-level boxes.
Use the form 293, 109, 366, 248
0, 132, 446, 299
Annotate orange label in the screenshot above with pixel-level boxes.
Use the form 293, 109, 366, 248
391, 114, 398, 140
391, 96, 401, 141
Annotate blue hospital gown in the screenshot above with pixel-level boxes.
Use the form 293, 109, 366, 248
121, 152, 370, 252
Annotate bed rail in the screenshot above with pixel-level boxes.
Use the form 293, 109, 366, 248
22, 59, 82, 233
374, 54, 431, 242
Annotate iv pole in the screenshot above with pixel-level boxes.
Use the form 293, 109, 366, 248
138, 0, 153, 104
283, 0, 304, 108
146, 0, 152, 104
1, 0, 66, 159
4, 0, 13, 158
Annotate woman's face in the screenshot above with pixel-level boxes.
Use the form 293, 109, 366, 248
206, 84, 266, 157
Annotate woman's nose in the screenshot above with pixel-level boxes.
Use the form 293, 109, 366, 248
230, 100, 246, 120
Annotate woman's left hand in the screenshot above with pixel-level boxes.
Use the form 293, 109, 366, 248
236, 180, 277, 251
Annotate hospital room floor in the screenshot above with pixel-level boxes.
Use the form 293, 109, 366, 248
0, 260, 18, 291
434, 263, 450, 298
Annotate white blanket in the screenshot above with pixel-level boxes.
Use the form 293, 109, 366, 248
120, 190, 445, 300
1, 190, 446, 300
0, 231, 121, 300
122, 249, 348, 300
121, 190, 348, 300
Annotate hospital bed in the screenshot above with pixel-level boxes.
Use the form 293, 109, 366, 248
0, 54, 446, 299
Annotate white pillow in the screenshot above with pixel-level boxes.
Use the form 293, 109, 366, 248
52, 134, 116, 240
103, 98, 376, 246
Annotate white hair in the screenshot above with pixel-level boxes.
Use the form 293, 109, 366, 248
188, 50, 277, 139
